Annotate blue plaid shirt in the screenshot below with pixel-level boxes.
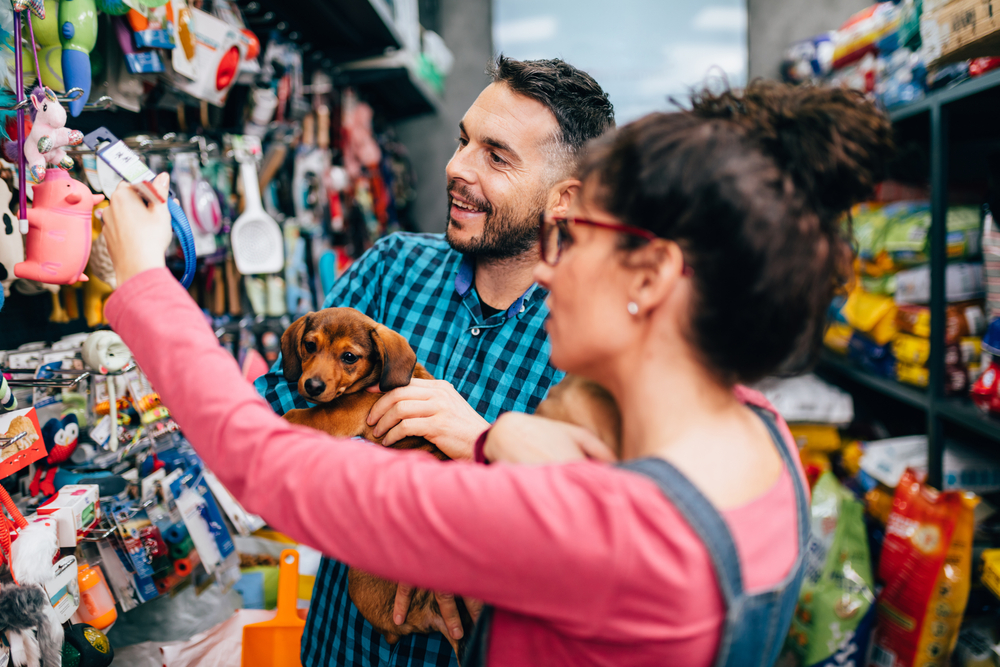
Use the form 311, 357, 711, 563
255, 232, 564, 667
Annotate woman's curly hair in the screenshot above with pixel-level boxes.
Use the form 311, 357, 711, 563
578, 80, 894, 384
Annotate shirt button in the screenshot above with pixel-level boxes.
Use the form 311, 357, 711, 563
471, 328, 481, 336
520, 304, 526, 313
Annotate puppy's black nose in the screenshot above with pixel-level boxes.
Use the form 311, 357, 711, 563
304, 378, 326, 397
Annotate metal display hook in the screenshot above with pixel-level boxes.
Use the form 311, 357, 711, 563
0, 89, 114, 112
0, 432, 26, 447
5, 372, 90, 388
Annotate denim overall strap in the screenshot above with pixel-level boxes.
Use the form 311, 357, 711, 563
463, 406, 808, 667
617, 457, 745, 666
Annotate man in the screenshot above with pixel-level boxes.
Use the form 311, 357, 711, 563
256, 55, 614, 667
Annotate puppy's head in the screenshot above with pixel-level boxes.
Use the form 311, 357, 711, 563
281, 308, 418, 403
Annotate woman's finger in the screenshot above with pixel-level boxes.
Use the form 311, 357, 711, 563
574, 430, 618, 462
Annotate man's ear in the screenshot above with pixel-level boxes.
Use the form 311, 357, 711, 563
280, 314, 312, 382
547, 178, 581, 217
370, 324, 417, 392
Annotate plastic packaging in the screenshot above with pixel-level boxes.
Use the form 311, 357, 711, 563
868, 469, 978, 667
73, 564, 118, 630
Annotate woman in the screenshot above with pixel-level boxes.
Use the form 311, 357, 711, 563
101, 82, 892, 666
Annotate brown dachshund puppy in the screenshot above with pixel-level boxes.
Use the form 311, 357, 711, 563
535, 375, 622, 458
279, 308, 474, 659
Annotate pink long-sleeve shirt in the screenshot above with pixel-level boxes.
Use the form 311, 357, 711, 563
106, 268, 805, 667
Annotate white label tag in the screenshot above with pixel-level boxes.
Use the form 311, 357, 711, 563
98, 141, 156, 184
90, 415, 111, 448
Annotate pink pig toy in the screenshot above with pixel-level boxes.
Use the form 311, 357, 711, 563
3, 87, 84, 185
14, 170, 105, 285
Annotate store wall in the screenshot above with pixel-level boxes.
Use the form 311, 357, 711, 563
747, 0, 869, 80
397, 0, 494, 233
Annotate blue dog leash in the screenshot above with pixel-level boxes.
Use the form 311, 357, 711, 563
82, 128, 197, 288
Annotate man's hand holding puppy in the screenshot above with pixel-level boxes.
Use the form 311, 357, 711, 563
367, 379, 489, 460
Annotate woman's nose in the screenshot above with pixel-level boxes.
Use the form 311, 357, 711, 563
533, 259, 554, 289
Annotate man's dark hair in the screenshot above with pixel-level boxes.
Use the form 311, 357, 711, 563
487, 55, 615, 158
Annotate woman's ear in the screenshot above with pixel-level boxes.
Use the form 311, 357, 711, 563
370, 324, 418, 392
280, 314, 311, 382
627, 240, 687, 314
547, 178, 581, 217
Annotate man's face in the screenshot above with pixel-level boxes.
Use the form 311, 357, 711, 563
445, 83, 563, 260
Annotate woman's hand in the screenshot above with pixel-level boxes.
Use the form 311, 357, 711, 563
483, 413, 617, 465
101, 173, 173, 286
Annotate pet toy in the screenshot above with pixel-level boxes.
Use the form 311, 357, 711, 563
0, 584, 64, 667
60, 0, 98, 116
0, 468, 64, 667
14, 169, 104, 285
31, 0, 62, 91
81, 331, 131, 452
9, 86, 83, 184
30, 413, 78, 497
0, 178, 21, 300
62, 623, 114, 667
0, 377, 15, 411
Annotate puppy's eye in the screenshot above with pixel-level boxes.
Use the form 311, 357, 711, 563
341, 352, 358, 364
303, 341, 317, 354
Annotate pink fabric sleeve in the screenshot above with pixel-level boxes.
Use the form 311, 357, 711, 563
105, 268, 641, 633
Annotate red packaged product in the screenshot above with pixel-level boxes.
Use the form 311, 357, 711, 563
869, 469, 977, 667
972, 360, 1000, 414
970, 57, 1000, 77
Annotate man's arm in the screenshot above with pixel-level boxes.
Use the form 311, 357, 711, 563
255, 239, 387, 415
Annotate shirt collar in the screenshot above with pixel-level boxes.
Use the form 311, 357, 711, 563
454, 255, 544, 320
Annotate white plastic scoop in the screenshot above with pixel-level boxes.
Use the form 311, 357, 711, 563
231, 155, 284, 275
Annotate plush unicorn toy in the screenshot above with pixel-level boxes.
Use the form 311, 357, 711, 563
4, 87, 83, 184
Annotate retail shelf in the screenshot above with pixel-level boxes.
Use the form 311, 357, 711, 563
334, 51, 442, 120
818, 352, 929, 410
889, 68, 1000, 122
936, 397, 1000, 441
247, 0, 403, 64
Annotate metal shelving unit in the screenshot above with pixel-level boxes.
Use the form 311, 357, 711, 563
819, 71, 1000, 487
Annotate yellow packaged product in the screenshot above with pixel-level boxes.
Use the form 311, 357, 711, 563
842, 288, 897, 346
892, 333, 930, 366
896, 362, 929, 388
980, 549, 1000, 601
824, 323, 853, 354
788, 424, 841, 452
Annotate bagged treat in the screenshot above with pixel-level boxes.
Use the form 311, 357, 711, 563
868, 469, 978, 667
895, 301, 985, 342
843, 289, 897, 346
787, 472, 876, 666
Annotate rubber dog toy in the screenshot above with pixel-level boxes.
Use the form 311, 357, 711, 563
59, 0, 97, 116
0, 178, 22, 301
31, 413, 78, 497
14, 169, 104, 285
33, 0, 64, 91
4, 87, 83, 184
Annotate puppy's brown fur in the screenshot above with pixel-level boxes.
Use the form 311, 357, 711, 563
535, 375, 622, 458
279, 308, 472, 658
281, 309, 624, 662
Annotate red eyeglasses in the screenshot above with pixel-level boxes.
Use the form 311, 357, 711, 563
538, 214, 693, 275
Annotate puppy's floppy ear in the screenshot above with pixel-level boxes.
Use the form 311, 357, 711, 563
280, 313, 312, 382
370, 324, 417, 392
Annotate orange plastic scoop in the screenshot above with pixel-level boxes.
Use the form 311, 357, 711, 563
242, 549, 305, 667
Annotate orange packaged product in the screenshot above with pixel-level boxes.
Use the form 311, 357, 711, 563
868, 469, 978, 667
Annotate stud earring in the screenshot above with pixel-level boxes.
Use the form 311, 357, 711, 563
627, 302, 639, 316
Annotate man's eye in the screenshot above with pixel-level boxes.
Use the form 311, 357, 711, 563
457, 136, 468, 147
304, 341, 317, 353
341, 352, 358, 364
489, 152, 506, 166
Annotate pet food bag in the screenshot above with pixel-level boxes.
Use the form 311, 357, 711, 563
787, 472, 876, 666
867, 469, 978, 667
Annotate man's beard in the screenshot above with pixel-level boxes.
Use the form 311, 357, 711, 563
445, 179, 544, 260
